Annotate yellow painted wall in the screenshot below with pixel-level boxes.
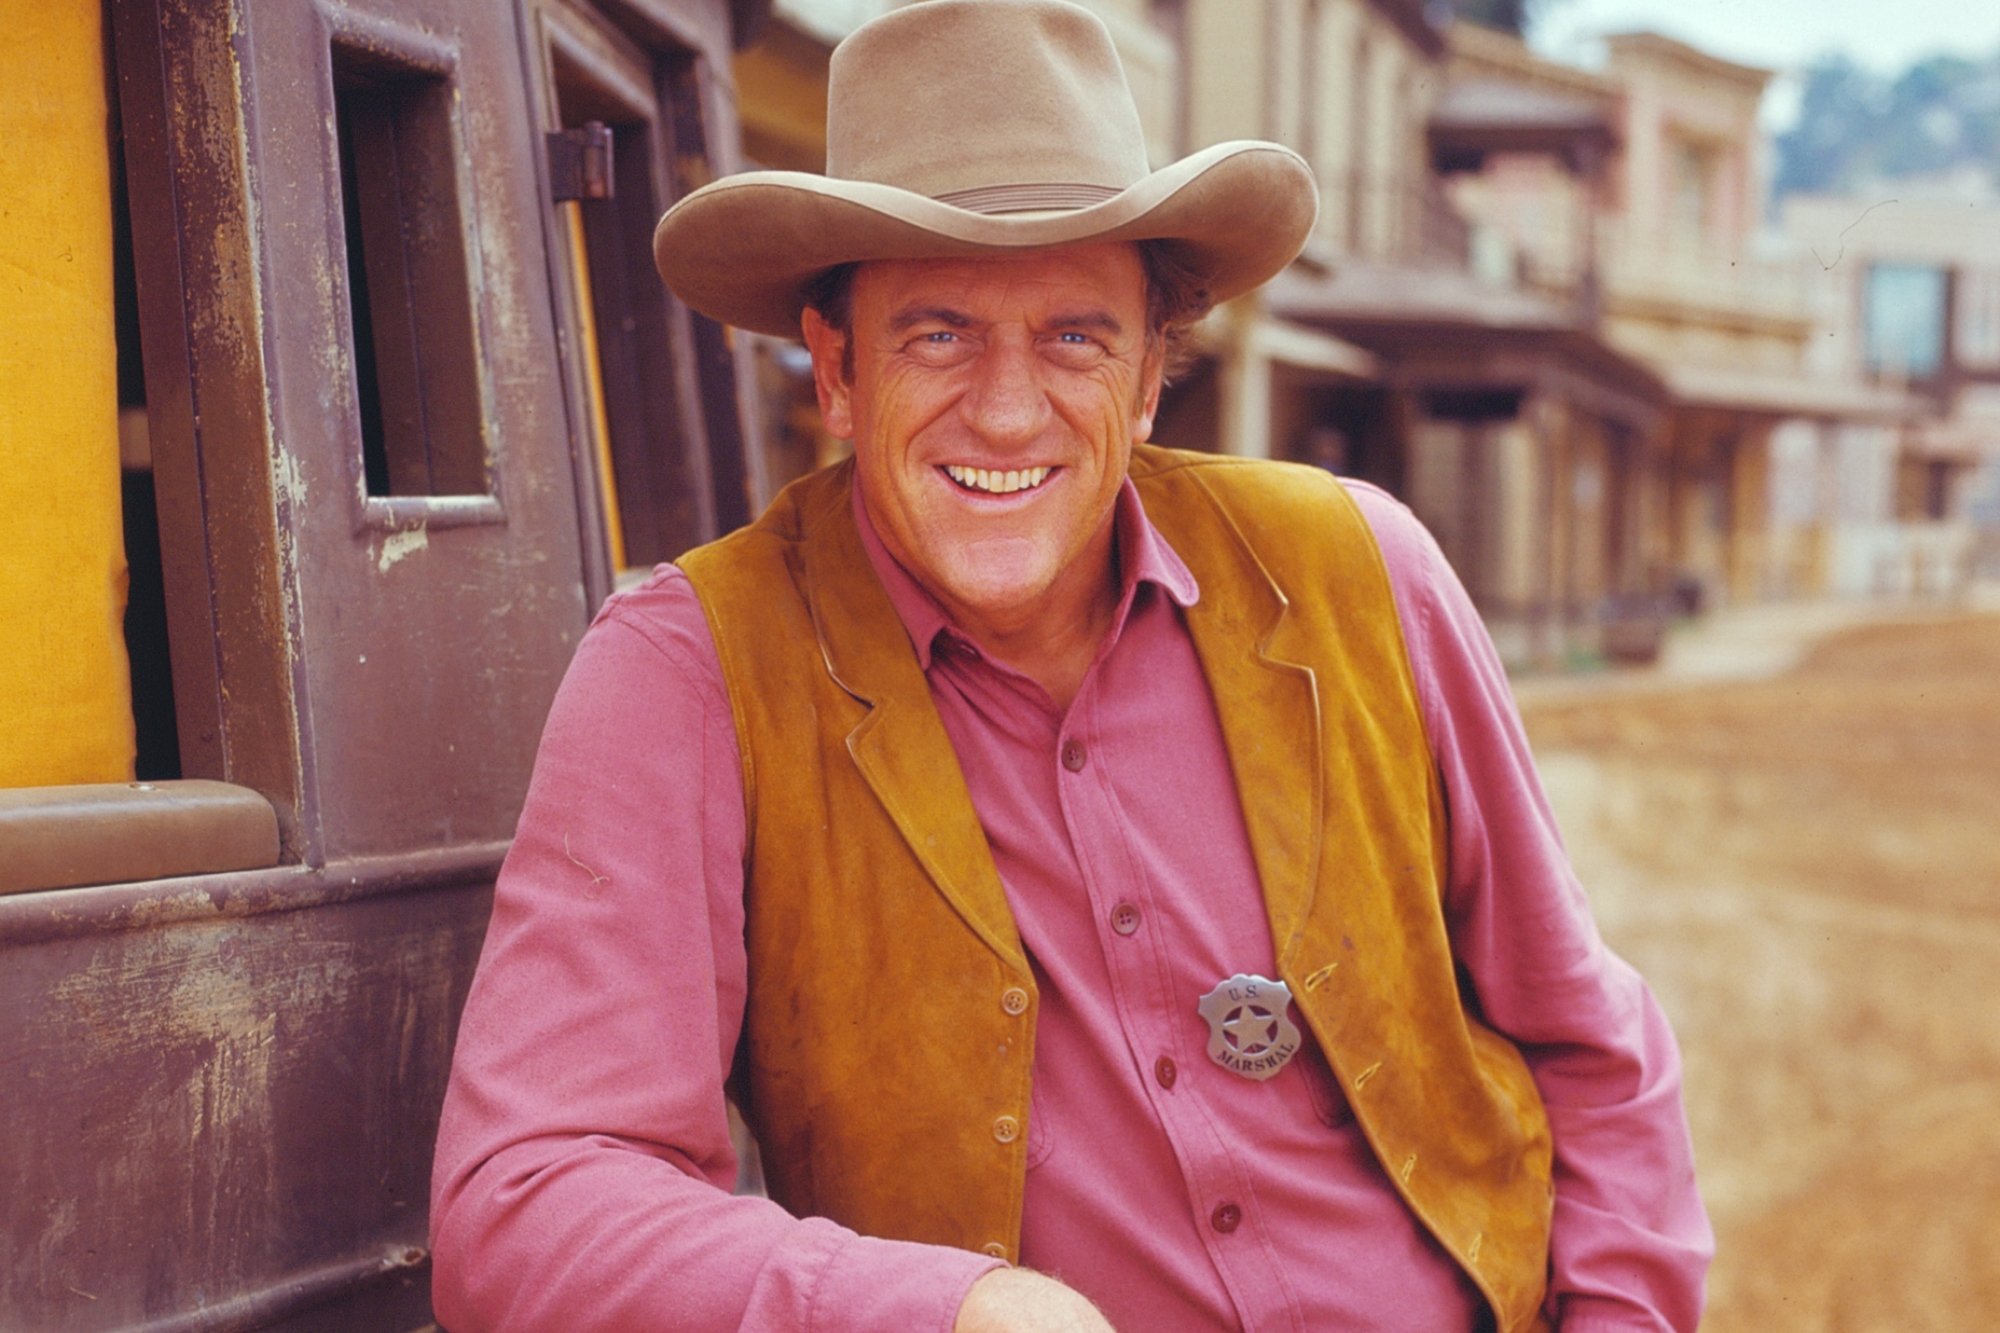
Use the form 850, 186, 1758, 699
0, 3, 133, 785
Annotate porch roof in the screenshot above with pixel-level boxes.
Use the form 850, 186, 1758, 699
1429, 79, 1618, 174
1267, 261, 1669, 423
1663, 363, 1918, 424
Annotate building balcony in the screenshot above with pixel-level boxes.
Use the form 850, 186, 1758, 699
1597, 218, 1813, 337
1312, 171, 1474, 273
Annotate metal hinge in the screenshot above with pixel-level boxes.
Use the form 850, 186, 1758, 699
547, 121, 614, 202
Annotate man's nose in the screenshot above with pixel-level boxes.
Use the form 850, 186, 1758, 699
960, 337, 1051, 448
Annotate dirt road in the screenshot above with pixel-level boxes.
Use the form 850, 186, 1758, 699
1519, 611, 2000, 1332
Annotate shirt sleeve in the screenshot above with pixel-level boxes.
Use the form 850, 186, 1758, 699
1346, 483, 1714, 1332
428, 569, 1002, 1332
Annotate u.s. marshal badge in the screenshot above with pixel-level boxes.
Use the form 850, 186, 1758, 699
1196, 974, 1301, 1081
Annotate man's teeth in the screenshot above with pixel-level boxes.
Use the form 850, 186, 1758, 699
943, 465, 1053, 494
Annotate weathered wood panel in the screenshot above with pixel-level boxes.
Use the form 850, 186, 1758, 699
2, 865, 492, 1330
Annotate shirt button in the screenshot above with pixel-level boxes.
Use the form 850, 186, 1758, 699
980, 1241, 1008, 1259
1211, 1202, 1242, 1234
1060, 738, 1087, 772
993, 1115, 1021, 1144
1154, 1056, 1178, 1089
1000, 986, 1030, 1016
1110, 901, 1141, 935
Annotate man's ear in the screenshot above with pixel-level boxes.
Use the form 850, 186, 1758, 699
1133, 342, 1166, 444
800, 307, 855, 441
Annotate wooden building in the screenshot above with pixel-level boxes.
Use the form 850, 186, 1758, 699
1149, 0, 1674, 665
1780, 188, 2000, 594
1437, 25, 1902, 612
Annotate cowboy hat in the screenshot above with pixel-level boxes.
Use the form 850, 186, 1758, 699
652, 0, 1318, 338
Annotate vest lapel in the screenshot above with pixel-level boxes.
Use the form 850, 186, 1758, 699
1145, 470, 1326, 965
799, 476, 1029, 971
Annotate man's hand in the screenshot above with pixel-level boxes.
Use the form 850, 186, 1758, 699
953, 1268, 1116, 1332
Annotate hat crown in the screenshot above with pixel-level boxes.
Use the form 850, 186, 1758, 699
825, 0, 1152, 203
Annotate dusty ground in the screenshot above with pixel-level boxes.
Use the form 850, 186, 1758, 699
1519, 610, 2000, 1332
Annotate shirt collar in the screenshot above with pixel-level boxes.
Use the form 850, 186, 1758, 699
850, 469, 1201, 671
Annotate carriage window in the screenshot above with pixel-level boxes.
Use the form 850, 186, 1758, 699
333, 51, 489, 497
0, 0, 279, 896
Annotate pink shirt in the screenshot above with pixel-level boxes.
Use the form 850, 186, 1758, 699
431, 476, 1711, 1331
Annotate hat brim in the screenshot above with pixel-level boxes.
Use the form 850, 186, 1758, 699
652, 140, 1318, 338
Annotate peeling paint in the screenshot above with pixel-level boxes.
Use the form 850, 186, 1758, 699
376, 526, 428, 574
271, 448, 307, 510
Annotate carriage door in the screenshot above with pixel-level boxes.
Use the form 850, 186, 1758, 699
524, 0, 764, 601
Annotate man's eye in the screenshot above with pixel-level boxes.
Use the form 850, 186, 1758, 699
920, 331, 959, 344
1047, 331, 1105, 360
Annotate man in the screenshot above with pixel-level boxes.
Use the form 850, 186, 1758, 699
430, 2, 1710, 1329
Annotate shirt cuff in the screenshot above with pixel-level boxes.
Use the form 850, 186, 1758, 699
804, 1225, 1006, 1333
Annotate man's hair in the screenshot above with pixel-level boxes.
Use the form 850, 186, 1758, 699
801, 240, 1212, 383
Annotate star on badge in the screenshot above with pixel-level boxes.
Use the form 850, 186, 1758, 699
1196, 973, 1302, 1081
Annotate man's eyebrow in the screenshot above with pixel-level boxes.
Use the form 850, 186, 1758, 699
884, 306, 1128, 336
1046, 309, 1125, 336
887, 305, 978, 332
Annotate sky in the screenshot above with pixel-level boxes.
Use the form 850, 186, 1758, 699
1530, 0, 2000, 129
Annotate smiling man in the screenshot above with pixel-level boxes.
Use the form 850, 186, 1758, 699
430, 3, 1710, 1331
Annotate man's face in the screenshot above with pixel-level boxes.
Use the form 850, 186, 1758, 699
802, 243, 1163, 642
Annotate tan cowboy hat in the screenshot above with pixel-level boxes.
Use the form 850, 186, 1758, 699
652, 0, 1318, 338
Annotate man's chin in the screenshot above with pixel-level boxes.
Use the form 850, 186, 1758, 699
927, 548, 1067, 627
940, 578, 1058, 626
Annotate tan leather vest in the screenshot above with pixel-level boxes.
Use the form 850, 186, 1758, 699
679, 444, 1554, 1330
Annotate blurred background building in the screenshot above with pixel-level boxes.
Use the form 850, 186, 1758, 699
1778, 187, 2000, 593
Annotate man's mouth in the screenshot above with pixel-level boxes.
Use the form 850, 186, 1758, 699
942, 464, 1054, 495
